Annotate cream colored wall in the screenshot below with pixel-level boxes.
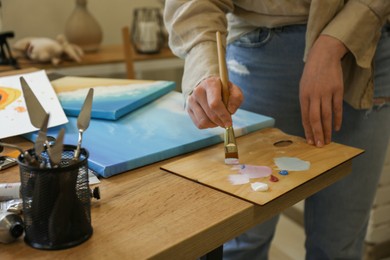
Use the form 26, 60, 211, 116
2, 0, 183, 88
2, 0, 162, 45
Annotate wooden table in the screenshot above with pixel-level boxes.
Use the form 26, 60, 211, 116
0, 129, 359, 259
0, 70, 362, 259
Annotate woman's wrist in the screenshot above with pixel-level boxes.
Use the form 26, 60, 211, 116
316, 34, 348, 60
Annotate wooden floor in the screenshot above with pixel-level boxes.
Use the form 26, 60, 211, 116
270, 214, 390, 260
270, 214, 306, 259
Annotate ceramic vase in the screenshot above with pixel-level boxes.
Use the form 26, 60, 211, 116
65, 0, 103, 52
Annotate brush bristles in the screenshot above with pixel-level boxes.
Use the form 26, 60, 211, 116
225, 153, 240, 164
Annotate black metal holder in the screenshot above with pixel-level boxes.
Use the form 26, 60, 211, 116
0, 31, 19, 69
18, 145, 93, 250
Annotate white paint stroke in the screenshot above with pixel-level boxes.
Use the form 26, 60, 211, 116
251, 182, 269, 192
227, 59, 250, 75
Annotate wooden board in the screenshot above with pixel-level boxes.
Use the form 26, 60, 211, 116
161, 128, 364, 205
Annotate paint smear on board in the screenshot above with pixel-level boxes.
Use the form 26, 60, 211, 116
239, 164, 272, 178
228, 174, 250, 185
229, 164, 273, 185
274, 157, 310, 171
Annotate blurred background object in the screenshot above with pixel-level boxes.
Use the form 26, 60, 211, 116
131, 7, 164, 54
65, 0, 103, 52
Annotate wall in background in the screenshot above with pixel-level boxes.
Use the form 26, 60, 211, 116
2, 0, 162, 45
1, 0, 183, 86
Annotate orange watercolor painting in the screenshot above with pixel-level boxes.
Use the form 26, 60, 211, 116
0, 86, 22, 110
0, 70, 68, 139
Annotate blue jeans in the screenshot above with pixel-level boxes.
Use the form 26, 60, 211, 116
224, 25, 390, 259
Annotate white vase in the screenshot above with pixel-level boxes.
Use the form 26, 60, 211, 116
65, 0, 103, 52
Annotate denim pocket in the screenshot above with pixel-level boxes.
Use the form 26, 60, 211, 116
231, 28, 272, 48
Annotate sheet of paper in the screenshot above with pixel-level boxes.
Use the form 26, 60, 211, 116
0, 70, 68, 139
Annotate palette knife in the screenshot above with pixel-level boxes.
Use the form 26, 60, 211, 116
74, 88, 94, 159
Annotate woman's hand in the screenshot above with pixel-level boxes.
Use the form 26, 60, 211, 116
186, 76, 243, 129
300, 35, 348, 147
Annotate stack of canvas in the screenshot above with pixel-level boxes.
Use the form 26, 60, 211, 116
24, 74, 275, 178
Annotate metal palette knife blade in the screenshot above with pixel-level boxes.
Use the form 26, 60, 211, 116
34, 113, 50, 160
74, 88, 94, 159
47, 128, 65, 167
19, 76, 47, 128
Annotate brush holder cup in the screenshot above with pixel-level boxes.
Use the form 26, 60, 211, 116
17, 145, 92, 250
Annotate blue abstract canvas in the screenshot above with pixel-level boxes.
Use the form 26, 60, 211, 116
56, 81, 175, 120
25, 92, 275, 178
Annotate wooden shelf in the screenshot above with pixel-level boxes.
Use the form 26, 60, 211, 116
6, 44, 176, 70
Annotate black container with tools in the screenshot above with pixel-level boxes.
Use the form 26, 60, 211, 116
16, 76, 95, 249
18, 145, 93, 250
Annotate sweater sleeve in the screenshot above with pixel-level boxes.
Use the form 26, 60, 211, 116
321, 0, 390, 68
164, 0, 234, 101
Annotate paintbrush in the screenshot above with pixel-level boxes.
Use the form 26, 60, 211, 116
216, 31, 239, 164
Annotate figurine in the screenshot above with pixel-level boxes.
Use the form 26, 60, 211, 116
12, 34, 84, 65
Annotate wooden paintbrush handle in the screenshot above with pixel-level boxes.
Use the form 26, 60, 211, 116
216, 31, 229, 107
